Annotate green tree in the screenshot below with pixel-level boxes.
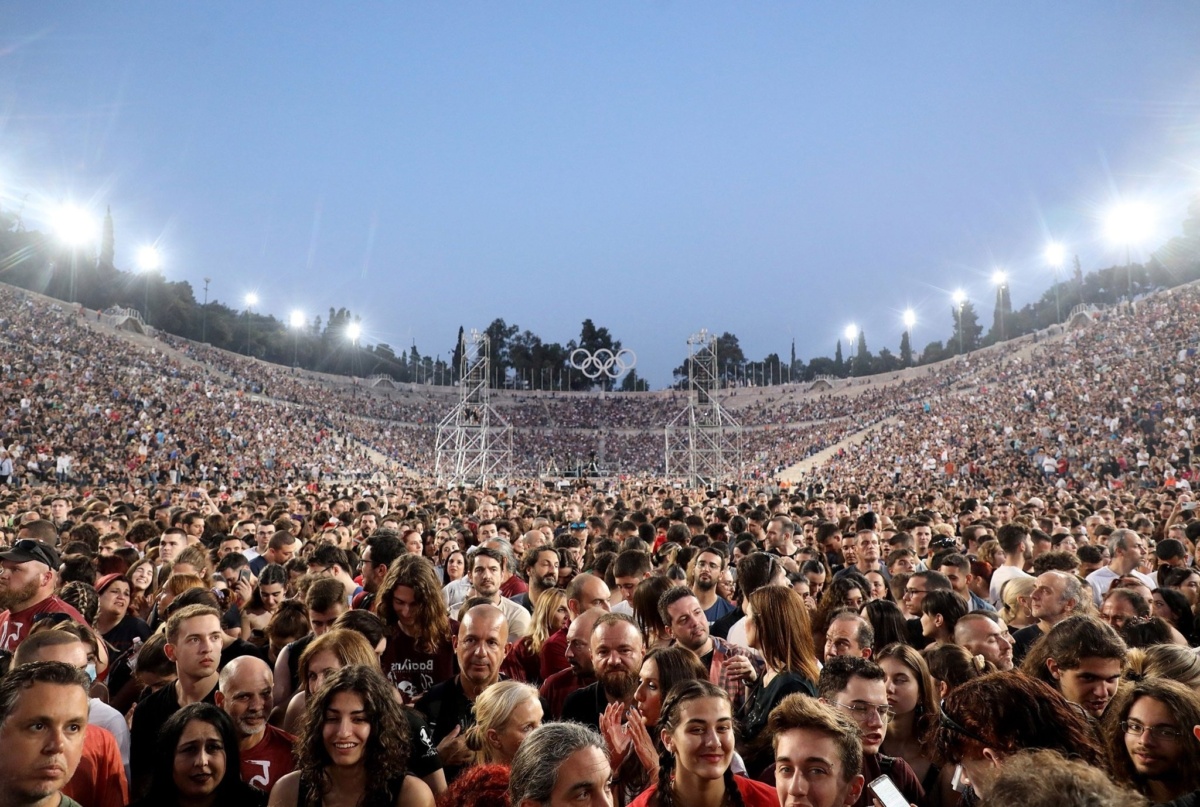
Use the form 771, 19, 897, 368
851, 331, 872, 377
834, 340, 844, 376
950, 301, 983, 354
899, 329, 913, 366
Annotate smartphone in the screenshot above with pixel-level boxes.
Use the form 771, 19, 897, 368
239, 569, 252, 584
868, 775, 909, 807
1183, 502, 1198, 511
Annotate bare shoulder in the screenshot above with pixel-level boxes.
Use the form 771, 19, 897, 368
268, 770, 301, 807
396, 774, 435, 807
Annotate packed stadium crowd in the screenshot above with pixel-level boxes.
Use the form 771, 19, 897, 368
3, 279, 1200, 806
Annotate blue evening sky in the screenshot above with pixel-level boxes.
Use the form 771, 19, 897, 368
2, 4, 1199, 386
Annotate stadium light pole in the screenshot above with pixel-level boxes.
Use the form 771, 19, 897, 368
1044, 242, 1066, 323
136, 245, 161, 325
1104, 202, 1154, 300
244, 292, 259, 356
51, 205, 98, 304
844, 323, 858, 374
902, 308, 916, 365
952, 289, 967, 355
346, 321, 362, 345
992, 270, 1008, 341
289, 309, 305, 367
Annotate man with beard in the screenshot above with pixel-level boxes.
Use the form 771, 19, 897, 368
468, 547, 531, 638
659, 586, 761, 714
513, 545, 560, 614
0, 540, 84, 652
216, 656, 294, 796
691, 546, 735, 624
416, 604, 509, 784
561, 613, 644, 731
953, 613, 1015, 671
539, 607, 603, 719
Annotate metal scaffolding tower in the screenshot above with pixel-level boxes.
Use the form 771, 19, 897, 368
664, 329, 743, 487
434, 330, 513, 487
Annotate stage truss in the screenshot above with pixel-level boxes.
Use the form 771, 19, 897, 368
434, 329, 513, 487
664, 329, 743, 487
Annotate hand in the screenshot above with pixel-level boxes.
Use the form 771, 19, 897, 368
725, 653, 757, 683
626, 709, 658, 772
600, 701, 631, 762
436, 724, 472, 766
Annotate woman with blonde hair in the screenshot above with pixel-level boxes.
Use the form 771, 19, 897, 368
500, 588, 567, 684
463, 681, 543, 765
1125, 644, 1200, 690
1000, 576, 1037, 629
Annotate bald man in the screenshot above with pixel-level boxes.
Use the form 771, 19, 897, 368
415, 604, 509, 784
216, 655, 295, 795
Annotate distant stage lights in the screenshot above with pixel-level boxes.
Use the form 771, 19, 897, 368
51, 205, 98, 246
136, 245, 162, 272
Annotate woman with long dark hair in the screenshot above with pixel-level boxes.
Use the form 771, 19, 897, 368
269, 665, 434, 807
130, 702, 266, 807
627, 679, 777, 807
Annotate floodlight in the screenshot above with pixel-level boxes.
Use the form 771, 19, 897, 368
903, 309, 916, 329
290, 310, 306, 328
992, 270, 1008, 286
952, 289, 967, 306
1104, 202, 1155, 246
1044, 242, 1066, 268
52, 205, 98, 246
244, 293, 259, 308
346, 322, 362, 341
843, 324, 857, 342
136, 245, 161, 272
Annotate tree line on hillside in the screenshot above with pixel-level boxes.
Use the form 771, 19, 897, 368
2, 198, 1198, 390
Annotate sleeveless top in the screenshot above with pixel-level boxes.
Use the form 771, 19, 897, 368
296, 771, 409, 807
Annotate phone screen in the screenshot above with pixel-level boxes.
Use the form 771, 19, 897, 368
868, 775, 909, 807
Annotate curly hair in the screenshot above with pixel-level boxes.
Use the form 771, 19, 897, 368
374, 554, 451, 654
812, 574, 871, 639
436, 762, 510, 807
930, 672, 1105, 772
1102, 677, 1200, 797
988, 749, 1147, 807
654, 679, 745, 807
296, 665, 411, 807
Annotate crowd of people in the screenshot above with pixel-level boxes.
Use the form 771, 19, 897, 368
4, 279, 1200, 805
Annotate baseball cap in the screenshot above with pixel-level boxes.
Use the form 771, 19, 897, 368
95, 573, 126, 596
0, 539, 61, 569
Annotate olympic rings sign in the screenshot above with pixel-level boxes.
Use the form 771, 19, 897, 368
570, 348, 637, 380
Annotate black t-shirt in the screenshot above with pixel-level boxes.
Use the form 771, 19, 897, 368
130, 680, 218, 798
700, 649, 715, 671
102, 614, 152, 655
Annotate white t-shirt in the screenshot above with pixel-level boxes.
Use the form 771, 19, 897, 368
989, 565, 1033, 607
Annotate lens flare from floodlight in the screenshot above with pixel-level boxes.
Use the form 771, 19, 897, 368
52, 205, 98, 246
952, 289, 967, 306
346, 322, 362, 341
903, 309, 916, 329
289, 310, 305, 329
843, 324, 857, 342
1044, 242, 1066, 268
244, 292, 259, 308
992, 270, 1008, 286
1104, 202, 1155, 246
136, 245, 161, 272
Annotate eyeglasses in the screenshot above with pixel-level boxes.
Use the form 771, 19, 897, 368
834, 700, 896, 724
902, 588, 928, 598
1122, 721, 1185, 742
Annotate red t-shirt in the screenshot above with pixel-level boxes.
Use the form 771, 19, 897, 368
241, 724, 296, 795
539, 626, 569, 680
63, 724, 128, 807
628, 775, 777, 807
0, 596, 87, 652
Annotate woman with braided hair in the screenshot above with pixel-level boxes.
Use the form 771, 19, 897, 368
627, 679, 776, 807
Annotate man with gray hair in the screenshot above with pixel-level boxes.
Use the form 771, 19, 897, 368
509, 722, 612, 807
215, 655, 295, 795
1011, 570, 1090, 664
1085, 528, 1156, 606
